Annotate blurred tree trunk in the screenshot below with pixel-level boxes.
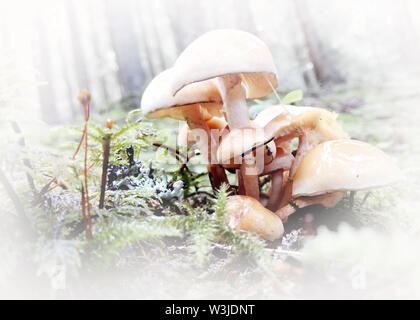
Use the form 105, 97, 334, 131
137, 0, 166, 75
34, 6, 60, 124
294, 0, 343, 87
105, 0, 146, 107
58, 42, 78, 118
66, 1, 89, 92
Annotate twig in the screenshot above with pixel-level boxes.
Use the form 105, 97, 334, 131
76, 90, 92, 239
211, 243, 304, 259
81, 184, 87, 227
99, 134, 111, 209
152, 142, 186, 162
265, 248, 304, 258
185, 191, 216, 199
72, 129, 86, 160
360, 192, 371, 206
83, 117, 92, 239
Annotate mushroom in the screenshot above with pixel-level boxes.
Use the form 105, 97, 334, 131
217, 105, 302, 200
170, 29, 278, 199
225, 195, 284, 241
251, 105, 295, 210
275, 139, 401, 221
266, 105, 350, 207
217, 126, 275, 199
141, 68, 229, 190
233, 104, 348, 210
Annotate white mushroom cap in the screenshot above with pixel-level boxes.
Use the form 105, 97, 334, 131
292, 139, 402, 197
171, 29, 278, 99
225, 195, 284, 240
141, 68, 223, 120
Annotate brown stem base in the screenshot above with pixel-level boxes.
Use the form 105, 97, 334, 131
266, 169, 284, 211
208, 164, 232, 193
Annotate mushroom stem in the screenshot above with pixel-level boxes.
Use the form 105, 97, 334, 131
217, 74, 260, 199
278, 133, 312, 209
266, 169, 283, 211
184, 106, 231, 191
216, 75, 250, 129
236, 168, 245, 195
263, 145, 294, 210
261, 153, 294, 175
240, 153, 260, 200
211, 165, 231, 192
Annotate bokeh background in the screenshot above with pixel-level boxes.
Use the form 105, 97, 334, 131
1, 0, 420, 123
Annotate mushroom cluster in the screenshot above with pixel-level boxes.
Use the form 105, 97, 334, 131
141, 29, 401, 241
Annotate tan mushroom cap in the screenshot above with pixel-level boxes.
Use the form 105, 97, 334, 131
171, 29, 278, 99
217, 104, 347, 164
252, 104, 318, 128
205, 116, 228, 131
263, 105, 349, 143
217, 126, 268, 164
216, 109, 285, 165
249, 104, 348, 149
225, 195, 284, 240
292, 139, 401, 197
141, 68, 223, 120
252, 104, 292, 128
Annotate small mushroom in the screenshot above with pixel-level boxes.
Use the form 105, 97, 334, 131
267, 105, 350, 207
275, 139, 401, 221
225, 195, 284, 240
253, 105, 348, 148
251, 106, 296, 209
171, 29, 278, 199
217, 126, 273, 199
142, 68, 229, 190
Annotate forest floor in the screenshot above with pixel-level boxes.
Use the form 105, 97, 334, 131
1, 81, 419, 299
